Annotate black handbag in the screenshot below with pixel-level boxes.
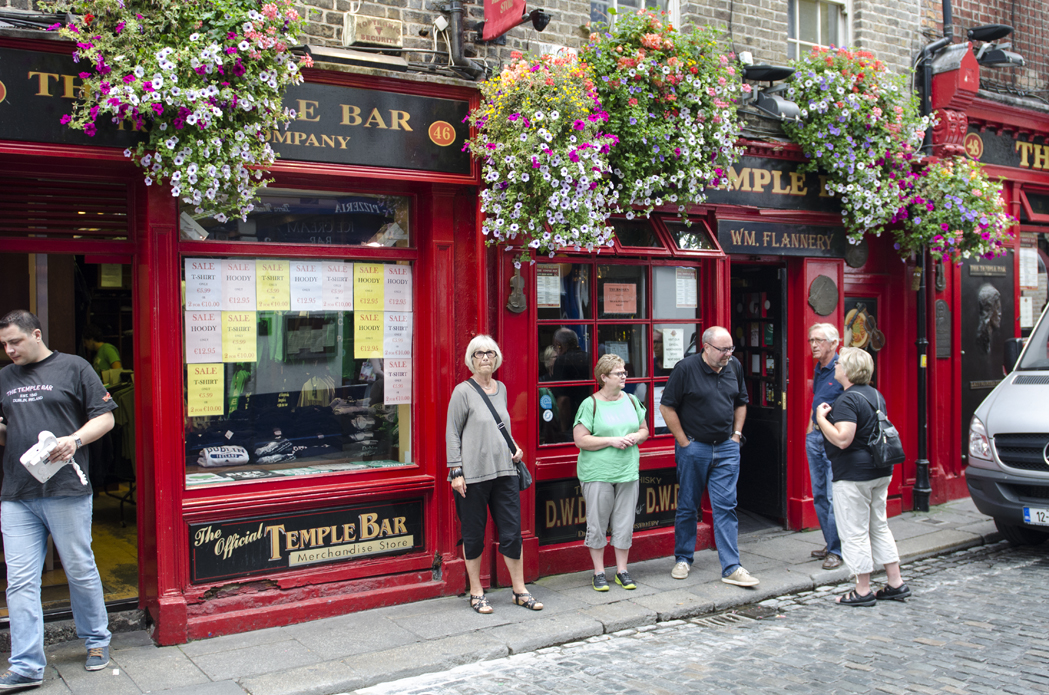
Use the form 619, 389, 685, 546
858, 389, 906, 467
465, 379, 532, 490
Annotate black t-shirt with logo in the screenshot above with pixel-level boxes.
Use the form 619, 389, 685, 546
822, 384, 892, 482
660, 353, 748, 443
0, 352, 118, 500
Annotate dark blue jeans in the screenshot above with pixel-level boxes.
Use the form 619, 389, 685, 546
673, 439, 741, 577
806, 430, 842, 557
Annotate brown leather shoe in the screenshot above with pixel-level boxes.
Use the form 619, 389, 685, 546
810, 546, 828, 559
822, 553, 843, 570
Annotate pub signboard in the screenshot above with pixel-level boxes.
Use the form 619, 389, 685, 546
717, 220, 849, 258
535, 468, 679, 546
0, 46, 471, 175
189, 499, 424, 583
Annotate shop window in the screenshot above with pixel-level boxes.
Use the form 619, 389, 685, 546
1020, 189, 1049, 223
180, 189, 411, 247
664, 220, 717, 252
181, 256, 414, 486
610, 218, 663, 249
787, 0, 848, 60
0, 176, 130, 240
536, 260, 701, 445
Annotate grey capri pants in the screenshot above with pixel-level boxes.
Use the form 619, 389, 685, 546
581, 480, 640, 550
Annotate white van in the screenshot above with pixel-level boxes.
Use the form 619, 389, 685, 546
966, 301, 1049, 545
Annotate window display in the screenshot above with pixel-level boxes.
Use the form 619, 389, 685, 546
536, 260, 704, 445
180, 190, 411, 247
183, 257, 413, 486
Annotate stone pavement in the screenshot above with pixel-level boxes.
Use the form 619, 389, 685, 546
354, 541, 1049, 695
20, 497, 1002, 695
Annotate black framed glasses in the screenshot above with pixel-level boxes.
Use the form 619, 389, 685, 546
473, 350, 497, 360
704, 343, 734, 354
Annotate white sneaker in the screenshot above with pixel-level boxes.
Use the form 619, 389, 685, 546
671, 561, 690, 579
722, 567, 759, 587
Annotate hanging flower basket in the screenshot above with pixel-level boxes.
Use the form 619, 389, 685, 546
464, 52, 618, 264
782, 46, 931, 245
580, 11, 745, 219
893, 156, 1015, 262
48, 0, 312, 222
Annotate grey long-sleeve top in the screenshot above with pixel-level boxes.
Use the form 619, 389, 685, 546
445, 380, 518, 484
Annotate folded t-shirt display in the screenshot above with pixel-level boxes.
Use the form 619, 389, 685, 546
197, 446, 251, 468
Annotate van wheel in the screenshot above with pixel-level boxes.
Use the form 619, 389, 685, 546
995, 518, 1049, 546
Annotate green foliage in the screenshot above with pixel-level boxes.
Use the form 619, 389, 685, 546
580, 11, 745, 218
48, 0, 311, 222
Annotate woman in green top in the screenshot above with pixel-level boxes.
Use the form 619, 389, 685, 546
573, 354, 648, 592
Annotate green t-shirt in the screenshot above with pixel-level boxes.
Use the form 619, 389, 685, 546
573, 394, 646, 483
92, 342, 121, 375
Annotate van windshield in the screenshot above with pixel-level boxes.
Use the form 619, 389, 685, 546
1018, 306, 1049, 370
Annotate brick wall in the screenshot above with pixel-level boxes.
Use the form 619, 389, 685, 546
286, 0, 922, 79
924, 0, 1049, 98
0, 0, 926, 81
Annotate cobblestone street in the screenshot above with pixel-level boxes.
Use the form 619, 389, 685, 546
354, 543, 1049, 695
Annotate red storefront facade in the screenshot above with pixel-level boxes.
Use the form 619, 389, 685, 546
1, 34, 992, 644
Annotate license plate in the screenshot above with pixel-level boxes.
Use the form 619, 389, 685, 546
1023, 507, 1049, 526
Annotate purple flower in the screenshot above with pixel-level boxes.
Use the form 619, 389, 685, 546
115, 21, 125, 34
573, 119, 586, 131
60, 114, 72, 125
509, 113, 520, 122
123, 75, 135, 83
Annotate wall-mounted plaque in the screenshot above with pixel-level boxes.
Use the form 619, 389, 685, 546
935, 299, 951, 359
808, 275, 838, 316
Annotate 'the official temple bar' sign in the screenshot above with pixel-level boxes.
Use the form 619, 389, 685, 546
189, 500, 424, 583
0, 46, 471, 175
717, 220, 849, 258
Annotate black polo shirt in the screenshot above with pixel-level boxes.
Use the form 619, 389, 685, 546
660, 353, 748, 443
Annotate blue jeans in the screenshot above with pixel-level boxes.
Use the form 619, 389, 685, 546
2, 496, 110, 678
806, 431, 842, 557
674, 439, 741, 576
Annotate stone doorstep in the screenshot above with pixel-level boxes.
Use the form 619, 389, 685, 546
0, 608, 148, 652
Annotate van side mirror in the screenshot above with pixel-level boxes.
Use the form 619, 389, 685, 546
1004, 337, 1025, 372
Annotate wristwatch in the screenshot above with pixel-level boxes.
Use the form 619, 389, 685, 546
73, 436, 83, 450
732, 431, 746, 445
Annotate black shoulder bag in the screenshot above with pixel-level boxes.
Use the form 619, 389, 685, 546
857, 389, 906, 466
465, 379, 532, 490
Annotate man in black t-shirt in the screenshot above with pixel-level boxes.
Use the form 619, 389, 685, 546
0, 310, 117, 689
659, 326, 759, 588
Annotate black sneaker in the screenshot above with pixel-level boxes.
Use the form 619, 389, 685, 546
592, 573, 609, 592
614, 571, 636, 590
0, 669, 42, 691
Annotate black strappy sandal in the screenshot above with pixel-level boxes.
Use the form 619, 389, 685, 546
836, 589, 876, 607
469, 594, 493, 614
512, 590, 544, 611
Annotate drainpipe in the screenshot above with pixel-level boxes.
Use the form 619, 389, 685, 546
914, 0, 954, 512
447, 0, 485, 80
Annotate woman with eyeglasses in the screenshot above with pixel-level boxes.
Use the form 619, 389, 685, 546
572, 354, 649, 591
446, 334, 543, 615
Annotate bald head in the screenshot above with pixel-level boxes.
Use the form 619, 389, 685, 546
701, 325, 733, 372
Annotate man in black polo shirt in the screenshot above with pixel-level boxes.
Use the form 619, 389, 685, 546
659, 326, 759, 587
